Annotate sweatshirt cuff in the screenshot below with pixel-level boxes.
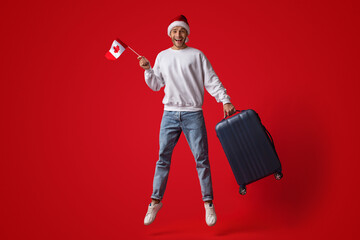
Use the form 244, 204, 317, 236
222, 100, 231, 105
144, 66, 153, 73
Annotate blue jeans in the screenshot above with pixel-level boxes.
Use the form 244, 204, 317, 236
151, 111, 214, 202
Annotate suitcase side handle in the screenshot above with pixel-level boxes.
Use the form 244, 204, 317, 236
263, 125, 281, 159
263, 126, 274, 146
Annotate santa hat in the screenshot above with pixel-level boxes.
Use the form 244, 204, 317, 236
167, 15, 190, 43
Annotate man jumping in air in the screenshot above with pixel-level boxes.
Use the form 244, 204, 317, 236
138, 15, 236, 227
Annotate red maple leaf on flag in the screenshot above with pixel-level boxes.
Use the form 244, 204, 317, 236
113, 45, 120, 53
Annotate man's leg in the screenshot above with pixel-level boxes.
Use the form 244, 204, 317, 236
151, 111, 182, 200
181, 111, 213, 201
145, 111, 181, 225
181, 111, 217, 226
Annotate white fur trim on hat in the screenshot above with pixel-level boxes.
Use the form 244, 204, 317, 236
167, 21, 190, 43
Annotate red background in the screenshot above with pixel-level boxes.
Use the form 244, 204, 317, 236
1, 0, 359, 239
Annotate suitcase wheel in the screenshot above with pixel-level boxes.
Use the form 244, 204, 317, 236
274, 172, 283, 180
239, 186, 247, 195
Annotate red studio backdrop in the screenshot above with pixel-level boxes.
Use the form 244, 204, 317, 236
1, 0, 359, 239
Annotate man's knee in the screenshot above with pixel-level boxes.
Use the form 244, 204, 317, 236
156, 158, 171, 168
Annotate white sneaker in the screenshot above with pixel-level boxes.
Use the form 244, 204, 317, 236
144, 202, 163, 225
204, 202, 217, 226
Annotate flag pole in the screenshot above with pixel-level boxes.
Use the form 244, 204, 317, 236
128, 46, 141, 57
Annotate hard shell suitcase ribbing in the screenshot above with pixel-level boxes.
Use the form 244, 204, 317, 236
215, 109, 283, 195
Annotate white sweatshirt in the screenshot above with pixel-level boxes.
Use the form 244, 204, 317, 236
144, 47, 231, 111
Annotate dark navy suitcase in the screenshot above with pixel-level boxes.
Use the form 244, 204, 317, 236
215, 109, 283, 195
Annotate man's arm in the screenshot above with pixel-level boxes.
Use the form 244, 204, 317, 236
138, 56, 165, 91
201, 54, 236, 117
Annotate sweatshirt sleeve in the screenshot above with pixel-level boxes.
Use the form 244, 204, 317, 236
144, 54, 165, 92
201, 53, 231, 104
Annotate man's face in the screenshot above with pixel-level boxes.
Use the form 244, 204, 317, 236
170, 26, 188, 50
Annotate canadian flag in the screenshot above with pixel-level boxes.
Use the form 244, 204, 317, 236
105, 39, 128, 60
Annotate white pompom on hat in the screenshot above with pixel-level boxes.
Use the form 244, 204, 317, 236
167, 15, 190, 43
